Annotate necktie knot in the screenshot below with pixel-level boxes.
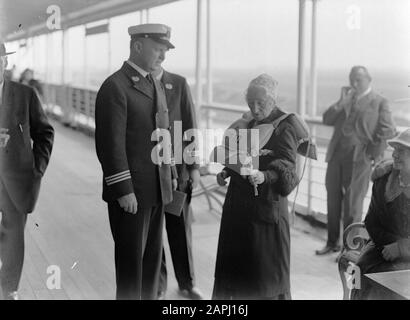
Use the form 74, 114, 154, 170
146, 73, 154, 86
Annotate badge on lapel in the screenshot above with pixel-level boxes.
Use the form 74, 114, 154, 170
165, 83, 173, 90
131, 76, 140, 83
0, 128, 10, 148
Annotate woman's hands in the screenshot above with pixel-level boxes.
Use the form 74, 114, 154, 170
216, 169, 265, 188
216, 170, 229, 186
248, 170, 265, 186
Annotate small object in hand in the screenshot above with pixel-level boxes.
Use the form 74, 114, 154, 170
253, 184, 258, 196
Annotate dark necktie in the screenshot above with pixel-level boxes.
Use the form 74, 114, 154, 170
149, 74, 173, 205
146, 73, 154, 86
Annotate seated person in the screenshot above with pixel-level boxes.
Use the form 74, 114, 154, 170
352, 128, 410, 300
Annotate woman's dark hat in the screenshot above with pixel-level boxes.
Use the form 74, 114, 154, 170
387, 128, 410, 149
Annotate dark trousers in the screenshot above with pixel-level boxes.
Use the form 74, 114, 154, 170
159, 202, 195, 293
108, 201, 164, 300
0, 181, 27, 298
325, 149, 371, 247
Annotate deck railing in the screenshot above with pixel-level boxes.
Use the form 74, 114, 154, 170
42, 83, 400, 223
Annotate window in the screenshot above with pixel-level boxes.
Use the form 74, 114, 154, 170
315, 0, 410, 126
84, 20, 110, 89
210, 0, 299, 110
66, 25, 86, 87
148, 0, 197, 82
109, 11, 142, 73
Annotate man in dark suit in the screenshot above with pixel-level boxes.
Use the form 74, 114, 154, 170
153, 67, 203, 300
316, 66, 395, 255
0, 43, 54, 300
95, 24, 175, 300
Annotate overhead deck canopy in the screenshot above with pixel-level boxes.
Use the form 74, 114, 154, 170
0, 0, 178, 41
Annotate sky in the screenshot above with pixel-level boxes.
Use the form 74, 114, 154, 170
145, 0, 410, 73
4, 0, 410, 82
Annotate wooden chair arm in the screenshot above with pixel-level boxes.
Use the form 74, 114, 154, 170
342, 222, 369, 252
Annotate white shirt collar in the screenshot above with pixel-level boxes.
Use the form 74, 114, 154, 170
126, 60, 149, 78
155, 69, 164, 81
357, 87, 372, 100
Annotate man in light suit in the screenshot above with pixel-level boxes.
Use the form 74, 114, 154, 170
0, 43, 54, 299
316, 66, 395, 255
95, 24, 175, 300
153, 67, 203, 300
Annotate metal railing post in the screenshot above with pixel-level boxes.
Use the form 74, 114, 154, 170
206, 0, 213, 104
195, 0, 204, 112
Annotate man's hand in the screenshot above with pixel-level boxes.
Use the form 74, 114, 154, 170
340, 86, 354, 102
189, 168, 200, 189
216, 170, 228, 186
117, 193, 138, 214
382, 242, 400, 261
248, 170, 265, 186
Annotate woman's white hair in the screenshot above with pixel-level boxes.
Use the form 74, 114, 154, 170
246, 73, 279, 101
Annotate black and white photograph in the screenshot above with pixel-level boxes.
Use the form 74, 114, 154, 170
0, 0, 409, 308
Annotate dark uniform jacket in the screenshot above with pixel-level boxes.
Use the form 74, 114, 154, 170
95, 62, 169, 208
323, 90, 395, 163
0, 80, 54, 213
160, 70, 199, 190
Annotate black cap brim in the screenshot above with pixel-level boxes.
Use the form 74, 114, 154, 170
152, 38, 175, 49
0, 51, 15, 56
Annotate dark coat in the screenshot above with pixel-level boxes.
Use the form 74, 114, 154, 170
213, 108, 299, 299
19, 79, 44, 99
0, 80, 54, 213
95, 62, 171, 208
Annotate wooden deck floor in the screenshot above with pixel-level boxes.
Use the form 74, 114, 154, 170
12, 120, 343, 300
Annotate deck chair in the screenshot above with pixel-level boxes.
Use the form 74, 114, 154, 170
337, 222, 369, 300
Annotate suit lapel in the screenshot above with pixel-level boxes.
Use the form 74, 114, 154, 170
153, 76, 169, 129
0, 81, 17, 128
2, 80, 15, 107
121, 62, 154, 100
343, 96, 354, 117
355, 91, 374, 115
160, 71, 172, 107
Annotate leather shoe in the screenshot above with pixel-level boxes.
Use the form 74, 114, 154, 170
157, 290, 165, 300
315, 244, 341, 255
5, 291, 19, 300
178, 287, 204, 300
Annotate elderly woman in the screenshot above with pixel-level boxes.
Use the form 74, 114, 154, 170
352, 129, 410, 300
212, 74, 301, 300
